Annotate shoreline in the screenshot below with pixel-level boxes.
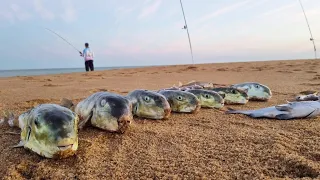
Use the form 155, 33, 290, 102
0, 58, 316, 78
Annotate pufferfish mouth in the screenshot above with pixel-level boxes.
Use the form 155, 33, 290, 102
57, 144, 73, 150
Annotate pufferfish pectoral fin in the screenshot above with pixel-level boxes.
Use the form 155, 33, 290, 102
275, 104, 293, 111
12, 140, 25, 148
78, 109, 94, 129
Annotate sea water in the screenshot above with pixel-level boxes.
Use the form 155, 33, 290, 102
0, 66, 143, 78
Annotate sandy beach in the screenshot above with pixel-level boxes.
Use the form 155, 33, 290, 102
0, 59, 319, 179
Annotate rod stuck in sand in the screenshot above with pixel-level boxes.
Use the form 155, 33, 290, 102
298, 0, 317, 59
179, 0, 194, 65
45, 28, 81, 53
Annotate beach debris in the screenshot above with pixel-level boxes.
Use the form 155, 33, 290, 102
185, 89, 225, 109
5, 104, 79, 159
205, 87, 249, 105
231, 82, 272, 101
226, 101, 320, 120
157, 90, 201, 113
159, 84, 203, 91
177, 80, 214, 88
295, 94, 319, 101
125, 89, 171, 120
295, 90, 319, 101
62, 92, 132, 133
299, 90, 318, 95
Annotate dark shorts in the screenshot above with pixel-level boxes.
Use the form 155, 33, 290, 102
85, 60, 94, 71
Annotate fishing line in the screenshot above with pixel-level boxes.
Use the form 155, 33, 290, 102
179, 0, 194, 64
298, 0, 317, 59
45, 28, 81, 53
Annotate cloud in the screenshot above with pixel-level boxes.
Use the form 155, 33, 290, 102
10, 3, 32, 21
138, 0, 162, 19
115, 7, 135, 16
0, 11, 15, 24
33, 0, 55, 20
197, 0, 252, 23
60, 0, 77, 22
260, 2, 297, 17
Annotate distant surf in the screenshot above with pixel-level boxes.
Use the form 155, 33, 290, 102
0, 66, 144, 77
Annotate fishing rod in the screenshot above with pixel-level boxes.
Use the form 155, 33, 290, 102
45, 28, 81, 53
179, 0, 194, 65
298, 0, 317, 59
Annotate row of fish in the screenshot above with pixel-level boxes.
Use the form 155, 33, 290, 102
3, 80, 318, 160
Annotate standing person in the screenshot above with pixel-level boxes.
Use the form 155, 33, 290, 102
79, 42, 94, 71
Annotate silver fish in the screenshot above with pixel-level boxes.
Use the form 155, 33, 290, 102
295, 94, 319, 101
226, 101, 320, 120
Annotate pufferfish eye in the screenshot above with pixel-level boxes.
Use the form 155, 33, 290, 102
177, 96, 183, 101
34, 117, 40, 127
144, 96, 150, 102
100, 99, 107, 106
255, 85, 260, 88
204, 94, 210, 99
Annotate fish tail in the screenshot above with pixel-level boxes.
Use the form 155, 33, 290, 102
61, 98, 74, 109
225, 107, 251, 115
178, 81, 183, 87
225, 107, 239, 114
1, 110, 17, 127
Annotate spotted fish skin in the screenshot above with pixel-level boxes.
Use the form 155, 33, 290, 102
226, 101, 320, 120
75, 91, 133, 133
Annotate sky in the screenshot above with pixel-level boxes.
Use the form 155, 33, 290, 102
1, 0, 320, 70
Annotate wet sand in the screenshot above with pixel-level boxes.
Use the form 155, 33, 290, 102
0, 59, 319, 179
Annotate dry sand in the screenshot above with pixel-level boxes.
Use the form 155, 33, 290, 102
0, 59, 319, 180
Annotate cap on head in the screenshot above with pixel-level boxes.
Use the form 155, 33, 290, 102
85, 43, 89, 47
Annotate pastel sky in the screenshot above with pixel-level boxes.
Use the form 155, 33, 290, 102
1, 0, 320, 70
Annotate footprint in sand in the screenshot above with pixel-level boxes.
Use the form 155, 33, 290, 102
90, 88, 109, 93
185, 66, 198, 71
19, 76, 36, 81
216, 68, 228, 71
18, 98, 58, 109
43, 84, 61, 87
149, 72, 158, 74
311, 75, 320, 80
300, 83, 320, 86
306, 71, 317, 74
277, 154, 319, 178
277, 70, 293, 73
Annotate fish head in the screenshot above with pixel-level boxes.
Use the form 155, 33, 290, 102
234, 83, 272, 101
93, 95, 133, 133
159, 90, 200, 113
248, 83, 272, 101
129, 90, 171, 119
215, 88, 249, 104
186, 89, 224, 109
22, 105, 78, 159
